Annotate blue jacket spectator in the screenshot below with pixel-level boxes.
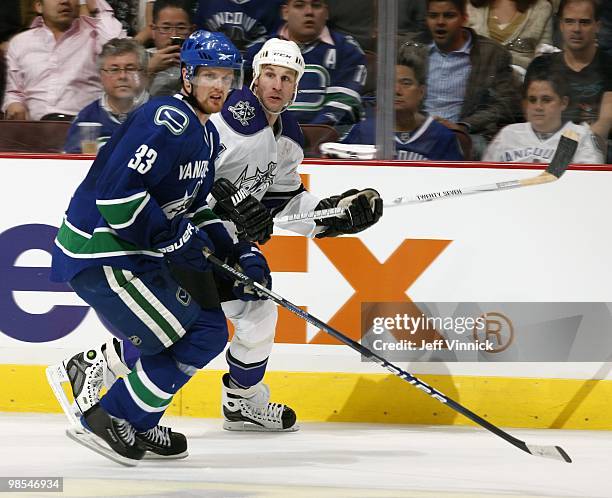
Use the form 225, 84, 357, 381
65, 38, 149, 153
339, 53, 464, 161
195, 0, 283, 51
246, 0, 366, 127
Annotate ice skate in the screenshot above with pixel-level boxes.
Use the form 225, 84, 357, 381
66, 404, 145, 466
46, 338, 131, 428
221, 373, 298, 432
137, 425, 188, 459
47, 343, 113, 429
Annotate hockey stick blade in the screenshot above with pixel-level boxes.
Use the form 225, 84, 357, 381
203, 249, 572, 463
526, 444, 572, 463
273, 130, 579, 224
546, 130, 579, 179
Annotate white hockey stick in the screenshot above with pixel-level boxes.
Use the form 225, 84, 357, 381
274, 131, 578, 224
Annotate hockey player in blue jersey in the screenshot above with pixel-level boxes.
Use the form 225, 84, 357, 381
46, 30, 274, 466
49, 37, 383, 439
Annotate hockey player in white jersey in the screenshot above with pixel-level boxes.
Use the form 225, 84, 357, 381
483, 68, 604, 164
48, 38, 383, 439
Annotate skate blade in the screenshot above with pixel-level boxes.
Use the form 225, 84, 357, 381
65, 428, 140, 467
223, 420, 300, 432
46, 363, 82, 429
143, 450, 189, 460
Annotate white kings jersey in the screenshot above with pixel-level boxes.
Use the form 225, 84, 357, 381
210, 86, 323, 237
483, 121, 604, 164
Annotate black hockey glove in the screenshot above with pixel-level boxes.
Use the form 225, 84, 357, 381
211, 178, 274, 244
315, 188, 383, 238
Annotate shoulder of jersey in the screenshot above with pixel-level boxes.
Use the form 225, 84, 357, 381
220, 86, 269, 135
279, 110, 304, 147
74, 99, 103, 122
139, 95, 196, 137
330, 30, 364, 53
428, 118, 456, 138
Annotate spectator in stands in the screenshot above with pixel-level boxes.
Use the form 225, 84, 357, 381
147, 0, 194, 97
327, 0, 428, 53
64, 38, 148, 153
2, 0, 124, 121
338, 53, 464, 160
247, 0, 367, 127
400, 0, 519, 158
107, 0, 139, 36
467, 0, 553, 69
531, 0, 611, 159
194, 0, 283, 52
483, 65, 603, 163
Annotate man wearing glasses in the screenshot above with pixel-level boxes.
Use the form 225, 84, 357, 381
148, 0, 195, 97
65, 38, 149, 152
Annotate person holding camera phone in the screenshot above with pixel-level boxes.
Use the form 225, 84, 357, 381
147, 0, 195, 97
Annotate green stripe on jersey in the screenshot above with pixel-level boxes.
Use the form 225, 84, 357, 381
190, 207, 219, 228
55, 219, 162, 259
96, 192, 149, 229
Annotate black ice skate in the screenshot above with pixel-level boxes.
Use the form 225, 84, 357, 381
66, 404, 146, 466
136, 425, 188, 459
221, 373, 298, 432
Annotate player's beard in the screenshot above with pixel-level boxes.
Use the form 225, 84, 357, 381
198, 92, 227, 115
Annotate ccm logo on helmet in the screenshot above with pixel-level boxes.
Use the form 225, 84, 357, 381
272, 51, 291, 59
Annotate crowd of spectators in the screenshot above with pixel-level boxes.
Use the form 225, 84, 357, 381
0, 0, 609, 163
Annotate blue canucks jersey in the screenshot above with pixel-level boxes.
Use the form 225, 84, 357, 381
342, 114, 464, 161
247, 29, 367, 126
51, 95, 221, 282
195, 0, 283, 50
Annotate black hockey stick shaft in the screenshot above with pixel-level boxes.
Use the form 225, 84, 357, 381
204, 250, 571, 463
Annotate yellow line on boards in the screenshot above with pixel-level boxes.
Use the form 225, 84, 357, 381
1, 365, 611, 430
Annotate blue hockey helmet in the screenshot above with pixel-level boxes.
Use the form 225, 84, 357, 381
180, 30, 243, 89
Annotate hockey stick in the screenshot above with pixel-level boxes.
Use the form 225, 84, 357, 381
273, 131, 578, 224
204, 248, 572, 463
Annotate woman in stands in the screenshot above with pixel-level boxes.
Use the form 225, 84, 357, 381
483, 63, 604, 163
467, 0, 553, 69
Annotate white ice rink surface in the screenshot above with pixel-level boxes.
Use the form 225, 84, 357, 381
1, 413, 611, 498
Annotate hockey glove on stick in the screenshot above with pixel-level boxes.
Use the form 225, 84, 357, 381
153, 217, 214, 272
315, 188, 383, 238
211, 178, 274, 244
231, 241, 271, 301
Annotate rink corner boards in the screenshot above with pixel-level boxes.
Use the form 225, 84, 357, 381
1, 365, 612, 430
